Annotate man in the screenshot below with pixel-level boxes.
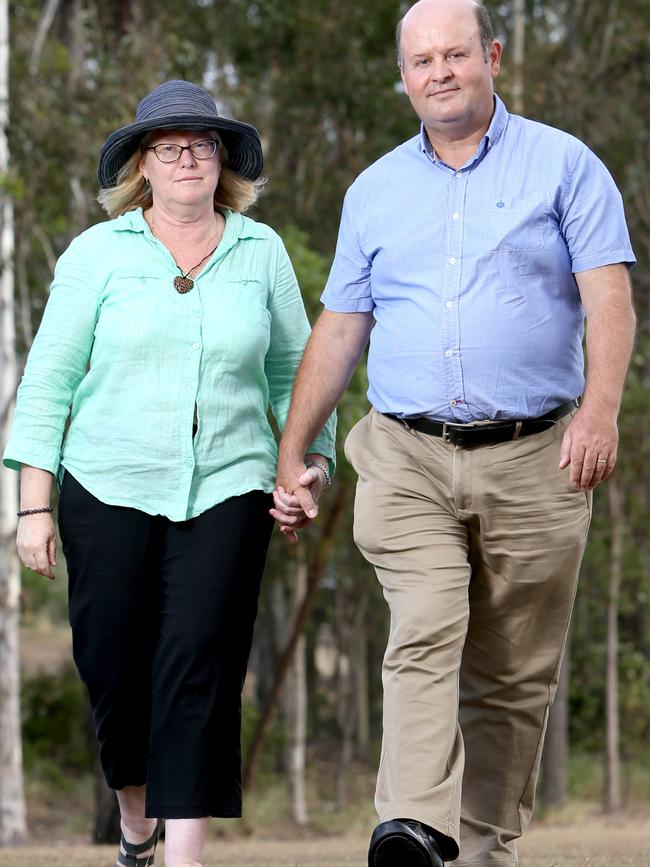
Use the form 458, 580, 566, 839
272, 1, 636, 864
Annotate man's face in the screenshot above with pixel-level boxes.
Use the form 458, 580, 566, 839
399, 1, 502, 137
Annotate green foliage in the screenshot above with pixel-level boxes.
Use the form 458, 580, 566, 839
620, 647, 650, 752
21, 666, 94, 788
8, 0, 650, 804
21, 565, 68, 623
241, 698, 287, 785
278, 224, 331, 322
208, 0, 412, 251
565, 752, 650, 806
0, 170, 26, 198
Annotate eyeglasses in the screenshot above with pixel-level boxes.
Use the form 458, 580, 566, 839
146, 140, 219, 163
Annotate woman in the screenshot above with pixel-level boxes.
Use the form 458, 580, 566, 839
4, 79, 335, 867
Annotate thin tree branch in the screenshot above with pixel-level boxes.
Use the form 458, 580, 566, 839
32, 224, 56, 275
243, 485, 349, 790
29, 0, 62, 75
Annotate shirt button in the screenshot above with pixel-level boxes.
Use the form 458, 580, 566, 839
450, 399, 458, 406
452, 212, 459, 220
446, 301, 453, 309
445, 349, 453, 358
455, 172, 462, 178
448, 257, 456, 265
192, 342, 200, 350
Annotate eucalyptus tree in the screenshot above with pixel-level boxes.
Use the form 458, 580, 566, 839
0, 0, 27, 844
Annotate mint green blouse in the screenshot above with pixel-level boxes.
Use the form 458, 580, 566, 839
3, 208, 336, 521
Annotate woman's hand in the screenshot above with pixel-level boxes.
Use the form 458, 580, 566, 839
17, 466, 56, 578
17, 512, 57, 580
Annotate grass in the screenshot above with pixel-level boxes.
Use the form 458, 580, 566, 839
1, 815, 649, 865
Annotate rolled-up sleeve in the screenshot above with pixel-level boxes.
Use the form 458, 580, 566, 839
3, 236, 102, 473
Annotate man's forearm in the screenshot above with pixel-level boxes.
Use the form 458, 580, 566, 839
279, 310, 373, 470
578, 265, 636, 417
560, 265, 636, 490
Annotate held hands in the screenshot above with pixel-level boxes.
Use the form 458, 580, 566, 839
559, 404, 618, 491
17, 512, 58, 580
271, 458, 328, 544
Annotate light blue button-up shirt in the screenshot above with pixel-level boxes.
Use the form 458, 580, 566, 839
322, 96, 635, 422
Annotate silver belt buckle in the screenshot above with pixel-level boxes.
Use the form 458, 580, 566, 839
442, 423, 451, 442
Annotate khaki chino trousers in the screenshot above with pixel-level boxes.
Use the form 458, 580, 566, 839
345, 409, 592, 866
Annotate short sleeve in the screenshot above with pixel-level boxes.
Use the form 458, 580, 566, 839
321, 187, 375, 313
559, 146, 636, 273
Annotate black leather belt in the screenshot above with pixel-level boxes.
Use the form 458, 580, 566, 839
384, 399, 578, 447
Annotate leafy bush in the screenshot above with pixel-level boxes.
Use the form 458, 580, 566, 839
22, 665, 94, 787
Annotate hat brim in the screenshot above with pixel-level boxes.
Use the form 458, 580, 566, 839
97, 113, 263, 187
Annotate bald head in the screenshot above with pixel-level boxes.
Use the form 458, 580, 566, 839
396, 0, 495, 67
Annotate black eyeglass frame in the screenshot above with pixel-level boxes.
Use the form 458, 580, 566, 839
145, 139, 219, 163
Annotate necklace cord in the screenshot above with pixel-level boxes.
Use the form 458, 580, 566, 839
146, 211, 222, 293
178, 243, 220, 279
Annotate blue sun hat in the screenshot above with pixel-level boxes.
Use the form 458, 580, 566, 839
98, 79, 263, 187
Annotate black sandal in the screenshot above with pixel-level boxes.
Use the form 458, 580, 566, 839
116, 818, 163, 867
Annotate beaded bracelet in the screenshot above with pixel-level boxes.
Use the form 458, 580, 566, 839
17, 506, 53, 517
305, 460, 332, 488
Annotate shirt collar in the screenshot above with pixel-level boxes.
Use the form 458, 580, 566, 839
484, 94, 508, 149
419, 93, 510, 163
112, 207, 267, 241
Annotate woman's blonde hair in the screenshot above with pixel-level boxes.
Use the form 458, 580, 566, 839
97, 135, 265, 218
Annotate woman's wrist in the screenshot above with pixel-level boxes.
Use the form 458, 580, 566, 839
17, 506, 54, 517
19, 466, 54, 514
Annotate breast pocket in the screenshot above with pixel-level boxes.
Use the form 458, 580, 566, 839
218, 279, 270, 329
205, 278, 271, 360
488, 191, 550, 253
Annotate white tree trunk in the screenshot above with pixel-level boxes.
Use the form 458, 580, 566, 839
605, 476, 623, 812
288, 550, 308, 826
0, 0, 27, 844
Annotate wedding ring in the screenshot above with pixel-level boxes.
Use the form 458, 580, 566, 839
597, 458, 607, 465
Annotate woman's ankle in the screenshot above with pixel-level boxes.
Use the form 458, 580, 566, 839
121, 816, 158, 844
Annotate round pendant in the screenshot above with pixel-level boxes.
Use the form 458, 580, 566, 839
174, 275, 194, 294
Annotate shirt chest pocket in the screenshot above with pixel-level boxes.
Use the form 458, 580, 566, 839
487, 191, 550, 253
218, 278, 269, 326
205, 278, 271, 356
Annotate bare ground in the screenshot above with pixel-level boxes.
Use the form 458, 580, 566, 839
1, 817, 649, 867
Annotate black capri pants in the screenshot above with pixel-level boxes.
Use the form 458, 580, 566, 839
58, 472, 274, 819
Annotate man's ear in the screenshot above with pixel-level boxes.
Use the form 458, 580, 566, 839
489, 39, 503, 78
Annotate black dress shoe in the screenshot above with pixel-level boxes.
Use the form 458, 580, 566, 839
368, 819, 444, 867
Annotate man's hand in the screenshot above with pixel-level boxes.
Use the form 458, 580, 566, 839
563, 263, 634, 491
17, 512, 57, 580
559, 405, 618, 491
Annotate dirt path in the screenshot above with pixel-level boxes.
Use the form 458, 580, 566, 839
1, 817, 648, 866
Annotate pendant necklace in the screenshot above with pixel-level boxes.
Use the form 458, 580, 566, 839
173, 244, 219, 294
146, 212, 221, 294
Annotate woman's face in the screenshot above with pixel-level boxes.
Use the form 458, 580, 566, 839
139, 129, 221, 212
